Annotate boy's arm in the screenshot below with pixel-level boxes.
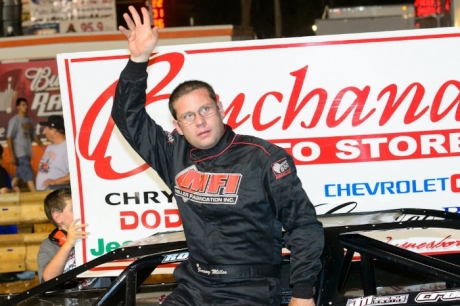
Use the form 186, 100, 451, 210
41, 241, 74, 281
41, 219, 89, 282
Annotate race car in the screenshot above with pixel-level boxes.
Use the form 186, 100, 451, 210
2, 208, 460, 306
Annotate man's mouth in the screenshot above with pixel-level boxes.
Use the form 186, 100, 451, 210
197, 130, 211, 137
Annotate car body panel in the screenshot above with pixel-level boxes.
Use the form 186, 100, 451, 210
2, 208, 460, 306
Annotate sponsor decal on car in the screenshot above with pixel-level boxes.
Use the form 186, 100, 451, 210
162, 252, 189, 263
415, 289, 460, 303
347, 294, 408, 306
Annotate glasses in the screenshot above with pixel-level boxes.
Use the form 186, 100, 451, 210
177, 104, 217, 126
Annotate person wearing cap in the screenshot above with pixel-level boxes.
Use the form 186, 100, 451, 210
6, 98, 44, 192
36, 115, 70, 191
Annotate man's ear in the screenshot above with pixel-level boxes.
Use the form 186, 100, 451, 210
173, 120, 184, 135
217, 101, 225, 119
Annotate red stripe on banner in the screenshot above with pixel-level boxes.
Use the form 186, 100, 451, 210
71, 55, 130, 63
64, 58, 88, 263
271, 128, 460, 165
184, 32, 460, 54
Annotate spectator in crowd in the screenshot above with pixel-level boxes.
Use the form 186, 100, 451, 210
37, 188, 111, 288
0, 145, 19, 193
6, 98, 44, 192
36, 115, 70, 190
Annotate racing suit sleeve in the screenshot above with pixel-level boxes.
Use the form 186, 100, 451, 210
264, 148, 324, 299
111, 59, 175, 186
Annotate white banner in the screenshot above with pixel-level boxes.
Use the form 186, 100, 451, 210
57, 27, 460, 275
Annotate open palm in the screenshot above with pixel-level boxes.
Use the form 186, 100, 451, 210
119, 6, 159, 63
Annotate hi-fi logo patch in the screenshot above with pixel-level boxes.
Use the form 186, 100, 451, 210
175, 165, 242, 204
271, 158, 291, 179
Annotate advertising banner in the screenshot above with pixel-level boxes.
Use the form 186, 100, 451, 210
0, 59, 61, 143
56, 27, 460, 275
26, 0, 117, 35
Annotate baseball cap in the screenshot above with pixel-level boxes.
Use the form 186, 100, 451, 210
39, 115, 65, 131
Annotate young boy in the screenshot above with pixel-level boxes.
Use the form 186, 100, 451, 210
37, 188, 110, 288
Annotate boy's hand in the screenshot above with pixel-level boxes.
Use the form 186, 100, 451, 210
119, 6, 159, 63
65, 218, 89, 247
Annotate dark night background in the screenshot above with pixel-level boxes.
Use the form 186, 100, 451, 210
118, 0, 414, 39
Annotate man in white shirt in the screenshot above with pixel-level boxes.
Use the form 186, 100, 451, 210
36, 115, 70, 190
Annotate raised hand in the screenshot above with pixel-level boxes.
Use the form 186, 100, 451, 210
66, 218, 89, 247
119, 6, 159, 63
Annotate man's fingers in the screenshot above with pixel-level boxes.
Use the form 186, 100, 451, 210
118, 25, 131, 39
141, 7, 151, 28
123, 12, 136, 31
129, 5, 143, 26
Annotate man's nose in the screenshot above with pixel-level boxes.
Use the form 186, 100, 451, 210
195, 113, 207, 125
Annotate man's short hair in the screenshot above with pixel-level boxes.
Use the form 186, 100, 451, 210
168, 80, 218, 120
16, 98, 28, 107
44, 188, 72, 227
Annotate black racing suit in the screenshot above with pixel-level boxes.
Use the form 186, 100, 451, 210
112, 60, 324, 305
